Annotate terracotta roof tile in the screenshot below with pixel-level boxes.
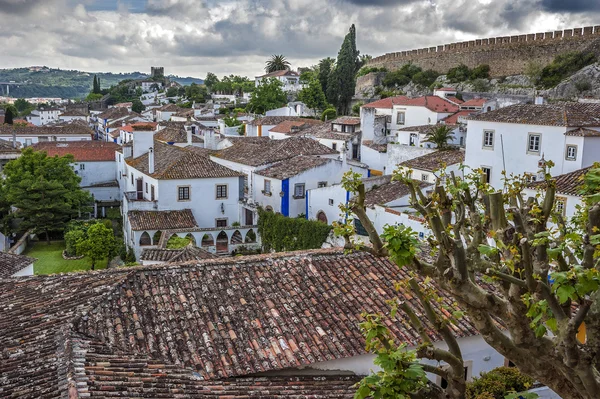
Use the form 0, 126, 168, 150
269, 119, 322, 134
362, 140, 387, 153
0, 125, 93, 137
460, 98, 487, 108
528, 166, 591, 196
154, 126, 203, 144
59, 109, 88, 117
363, 176, 432, 207
249, 116, 303, 126
447, 96, 464, 104
141, 245, 218, 262
331, 116, 361, 125
32, 141, 119, 162
564, 127, 600, 137
127, 141, 241, 179
397, 124, 438, 133
0, 138, 21, 153
443, 110, 476, 125
0, 252, 35, 278
256, 155, 332, 179
128, 209, 198, 230
362, 96, 410, 109
396, 96, 460, 113
468, 103, 600, 126
290, 123, 358, 141
400, 149, 465, 172
97, 107, 132, 120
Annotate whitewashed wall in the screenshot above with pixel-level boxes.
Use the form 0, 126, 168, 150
360, 145, 388, 174
386, 145, 436, 173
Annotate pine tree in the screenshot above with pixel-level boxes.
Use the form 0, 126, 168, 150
327, 25, 359, 115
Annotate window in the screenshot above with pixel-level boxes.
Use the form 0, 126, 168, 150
318, 181, 327, 188
145, 182, 148, 193
79, 163, 85, 170
421, 173, 429, 182
294, 183, 305, 198
216, 218, 227, 228
396, 111, 405, 125
566, 145, 577, 160
263, 180, 271, 195
483, 130, 494, 148
482, 167, 492, 183
216, 184, 228, 199
131, 173, 134, 185
178, 186, 190, 201
329, 198, 334, 206
528, 133, 541, 153
25, 139, 32, 147
555, 197, 566, 216
332, 143, 337, 151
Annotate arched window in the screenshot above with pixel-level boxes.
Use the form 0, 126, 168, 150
139, 232, 152, 246
245, 229, 257, 243
201, 234, 214, 247
152, 231, 162, 245
317, 211, 328, 224
216, 231, 228, 253
231, 230, 243, 244
265, 206, 273, 212
185, 233, 196, 246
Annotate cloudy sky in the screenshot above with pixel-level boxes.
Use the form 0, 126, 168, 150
0, 0, 598, 79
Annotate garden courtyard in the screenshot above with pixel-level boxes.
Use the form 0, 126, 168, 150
25, 240, 108, 275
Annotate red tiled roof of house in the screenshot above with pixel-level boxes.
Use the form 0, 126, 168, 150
447, 96, 464, 104
32, 141, 120, 162
141, 245, 218, 262
460, 98, 487, 108
362, 140, 387, 153
398, 96, 460, 113
128, 209, 198, 231
362, 96, 410, 109
331, 116, 361, 125
362, 176, 432, 207
443, 110, 476, 125
269, 119, 323, 134
528, 166, 592, 196
0, 125, 93, 137
248, 116, 302, 126
118, 122, 158, 132
564, 127, 600, 137
0, 249, 481, 397
255, 155, 332, 179
437, 87, 457, 91
400, 149, 465, 172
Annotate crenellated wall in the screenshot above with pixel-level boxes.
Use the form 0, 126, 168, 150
368, 26, 600, 77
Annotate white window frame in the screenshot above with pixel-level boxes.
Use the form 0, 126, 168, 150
566, 145, 577, 161
527, 133, 541, 154
555, 196, 567, 216
294, 183, 306, 199
482, 130, 494, 149
396, 111, 406, 126
263, 179, 271, 195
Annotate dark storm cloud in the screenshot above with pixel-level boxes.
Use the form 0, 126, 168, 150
341, 0, 420, 6
0, 0, 53, 14
541, 0, 600, 12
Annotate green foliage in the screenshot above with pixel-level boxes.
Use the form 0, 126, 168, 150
13, 98, 35, 116
257, 208, 332, 252
223, 116, 243, 127
412, 69, 440, 87
574, 78, 592, 92
352, 101, 364, 116
466, 367, 535, 399
125, 246, 137, 263
299, 69, 317, 84
423, 125, 455, 148
524, 61, 543, 86
248, 78, 287, 114
327, 24, 360, 115
92, 75, 101, 94
318, 57, 335, 96
539, 51, 597, 88
2, 148, 92, 240
184, 83, 208, 103
298, 78, 329, 115
321, 107, 337, 121
381, 224, 418, 267
166, 235, 191, 249
212, 75, 254, 95
470, 64, 491, 80
64, 228, 85, 256
356, 66, 388, 77
76, 222, 117, 269
131, 99, 145, 113
3, 106, 15, 125
354, 314, 429, 399
265, 54, 291, 73
447, 64, 472, 82
85, 93, 103, 101
472, 78, 491, 93
382, 63, 423, 88
204, 72, 219, 90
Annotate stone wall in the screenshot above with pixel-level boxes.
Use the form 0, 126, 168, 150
368, 26, 600, 77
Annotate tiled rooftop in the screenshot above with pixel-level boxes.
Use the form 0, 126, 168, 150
214, 137, 337, 167
32, 141, 120, 162
443, 110, 476, 125
127, 141, 241, 179
97, 107, 132, 120
397, 124, 438, 133
154, 126, 204, 144
256, 155, 332, 179
0, 138, 21, 153
0, 251, 35, 278
141, 245, 218, 262
468, 103, 600, 126
400, 149, 465, 172
248, 116, 302, 126
0, 125, 93, 137
361, 96, 410, 109
362, 95, 460, 113
128, 209, 198, 231
460, 98, 487, 108
0, 249, 479, 397
528, 166, 592, 196
361, 140, 387, 153
564, 127, 600, 137
257, 69, 299, 78
362, 176, 432, 207
331, 116, 361, 126
269, 119, 322, 134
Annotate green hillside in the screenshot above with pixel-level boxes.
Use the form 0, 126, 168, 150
0, 67, 203, 99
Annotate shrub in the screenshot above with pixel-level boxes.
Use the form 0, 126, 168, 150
356, 66, 388, 77
412, 69, 440, 87
257, 208, 332, 252
352, 101, 364, 116
466, 367, 534, 399
166, 235, 191, 249
125, 246, 136, 263
539, 51, 597, 88
575, 78, 592, 92
106, 208, 121, 220
322, 108, 337, 121
64, 229, 85, 256
447, 64, 471, 82
470, 64, 490, 80
472, 78, 491, 93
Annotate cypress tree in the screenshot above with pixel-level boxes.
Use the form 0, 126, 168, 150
4, 107, 14, 125
327, 24, 359, 115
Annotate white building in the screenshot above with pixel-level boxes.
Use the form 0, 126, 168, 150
465, 103, 600, 188
265, 101, 314, 117
26, 107, 62, 126
255, 69, 302, 92
245, 116, 303, 137
32, 141, 122, 217
58, 109, 89, 123
93, 107, 143, 141
397, 149, 465, 183
0, 251, 36, 277
0, 125, 93, 147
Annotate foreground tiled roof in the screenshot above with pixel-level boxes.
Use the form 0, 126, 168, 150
468, 103, 600, 126
363, 176, 432, 207
0, 249, 480, 398
127, 141, 242, 179
214, 137, 337, 167
141, 245, 218, 262
32, 141, 120, 162
248, 116, 301, 126
0, 125, 93, 137
0, 138, 21, 153
400, 149, 465, 172
460, 98, 487, 108
331, 116, 361, 125
362, 140, 387, 153
154, 126, 203, 144
256, 155, 332, 179
97, 107, 131, 120
564, 127, 600, 137
128, 209, 198, 231
117, 122, 158, 132
528, 166, 592, 196
0, 252, 35, 278
398, 124, 437, 133
292, 122, 357, 141
443, 110, 476, 125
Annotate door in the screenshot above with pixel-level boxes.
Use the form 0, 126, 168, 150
150, 185, 155, 201
136, 179, 143, 200
245, 209, 253, 226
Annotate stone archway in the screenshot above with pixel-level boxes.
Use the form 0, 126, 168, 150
216, 231, 228, 253
245, 229, 257, 243
231, 230, 243, 245
139, 232, 152, 246
185, 233, 196, 246
152, 231, 162, 245
201, 233, 214, 247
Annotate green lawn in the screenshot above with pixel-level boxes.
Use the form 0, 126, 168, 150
25, 240, 108, 275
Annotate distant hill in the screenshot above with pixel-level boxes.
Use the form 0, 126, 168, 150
0, 67, 203, 99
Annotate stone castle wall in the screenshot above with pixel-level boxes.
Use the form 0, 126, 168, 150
368, 26, 600, 77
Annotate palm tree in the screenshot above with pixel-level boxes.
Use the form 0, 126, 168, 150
265, 55, 291, 73
423, 124, 455, 149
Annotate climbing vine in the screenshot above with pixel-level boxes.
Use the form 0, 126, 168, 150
257, 208, 332, 252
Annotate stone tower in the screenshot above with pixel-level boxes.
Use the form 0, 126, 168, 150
151, 67, 164, 78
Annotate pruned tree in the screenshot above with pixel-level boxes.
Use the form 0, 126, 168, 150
76, 222, 116, 270
337, 162, 600, 399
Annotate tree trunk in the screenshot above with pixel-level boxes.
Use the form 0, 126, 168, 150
91, 259, 95, 271
46, 230, 50, 245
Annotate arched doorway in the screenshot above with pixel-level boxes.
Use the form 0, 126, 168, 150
316, 211, 328, 224
139, 232, 152, 246
201, 233, 214, 247
216, 231, 228, 254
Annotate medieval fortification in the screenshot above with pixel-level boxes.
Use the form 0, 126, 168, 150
367, 26, 600, 77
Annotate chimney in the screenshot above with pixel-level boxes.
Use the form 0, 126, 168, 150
187, 128, 192, 146
339, 146, 347, 169
148, 147, 155, 174
535, 96, 544, 105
